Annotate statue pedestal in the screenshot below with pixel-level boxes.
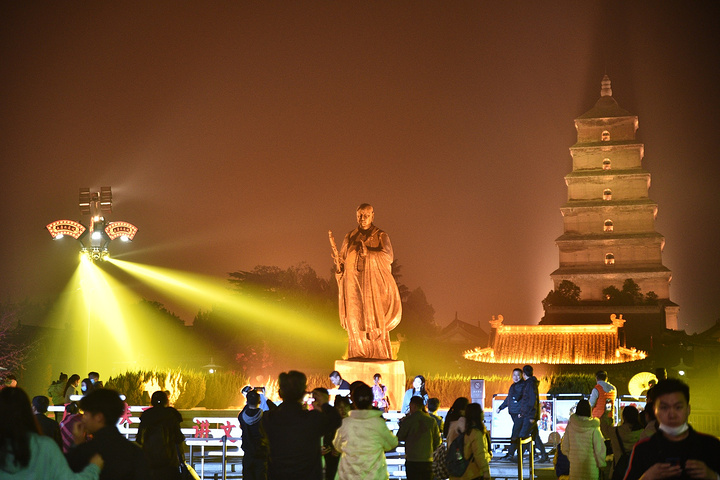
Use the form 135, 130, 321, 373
334, 359, 406, 411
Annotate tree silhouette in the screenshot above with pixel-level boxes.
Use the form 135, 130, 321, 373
391, 260, 411, 302
197, 262, 343, 373
137, 299, 185, 327
395, 287, 437, 339
542, 280, 581, 307
602, 279, 648, 305
0, 304, 32, 378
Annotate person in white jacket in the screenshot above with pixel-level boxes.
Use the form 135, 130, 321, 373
333, 383, 398, 480
561, 399, 607, 480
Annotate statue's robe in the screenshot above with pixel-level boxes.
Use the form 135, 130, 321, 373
336, 225, 402, 359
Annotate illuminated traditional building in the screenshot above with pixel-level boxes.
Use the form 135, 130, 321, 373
464, 77, 677, 365
436, 313, 489, 348
543, 76, 678, 350
464, 314, 646, 364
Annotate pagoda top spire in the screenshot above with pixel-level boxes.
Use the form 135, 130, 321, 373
576, 74, 632, 119
601, 74, 612, 97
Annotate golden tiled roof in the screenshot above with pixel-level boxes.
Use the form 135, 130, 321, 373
463, 322, 646, 364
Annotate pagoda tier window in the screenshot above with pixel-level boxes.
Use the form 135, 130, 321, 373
603, 189, 612, 200
605, 253, 615, 265
602, 130, 611, 141
602, 158, 611, 170
604, 219, 614, 232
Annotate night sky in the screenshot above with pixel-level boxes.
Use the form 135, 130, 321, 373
2, 2, 719, 334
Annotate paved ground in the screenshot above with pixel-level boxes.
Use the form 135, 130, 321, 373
184, 454, 556, 480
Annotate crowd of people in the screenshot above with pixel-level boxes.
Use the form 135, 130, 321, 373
241, 370, 491, 480
549, 368, 720, 480
2, 366, 720, 480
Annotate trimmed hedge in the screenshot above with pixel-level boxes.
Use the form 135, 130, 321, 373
105, 370, 621, 409
106, 369, 247, 409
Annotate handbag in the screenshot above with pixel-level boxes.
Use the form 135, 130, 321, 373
177, 444, 200, 480
432, 442, 450, 480
611, 427, 631, 480
178, 462, 200, 480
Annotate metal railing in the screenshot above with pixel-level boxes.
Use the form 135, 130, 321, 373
517, 436, 535, 480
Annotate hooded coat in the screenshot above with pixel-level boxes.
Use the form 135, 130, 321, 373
238, 406, 268, 459
333, 409, 398, 480
560, 414, 606, 480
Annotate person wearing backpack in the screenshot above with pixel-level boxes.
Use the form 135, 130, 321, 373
608, 405, 642, 480
448, 403, 491, 480
444, 397, 469, 443
137, 391, 184, 480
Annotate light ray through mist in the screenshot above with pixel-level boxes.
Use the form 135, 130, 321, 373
107, 258, 344, 348
43, 256, 219, 376
78, 255, 134, 358
44, 258, 84, 328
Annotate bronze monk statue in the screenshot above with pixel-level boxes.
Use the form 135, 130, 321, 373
329, 204, 402, 360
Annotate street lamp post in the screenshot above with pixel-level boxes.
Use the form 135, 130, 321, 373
47, 187, 138, 371
47, 186, 138, 261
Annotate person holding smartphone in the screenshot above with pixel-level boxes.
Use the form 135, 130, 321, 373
624, 379, 720, 480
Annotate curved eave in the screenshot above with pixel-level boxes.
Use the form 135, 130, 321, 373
550, 265, 672, 276
555, 231, 664, 242
571, 139, 640, 148
565, 169, 650, 178
570, 143, 644, 153
559, 200, 657, 210
576, 96, 634, 119
463, 348, 647, 365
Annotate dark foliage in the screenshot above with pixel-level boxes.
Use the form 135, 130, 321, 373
542, 280, 581, 307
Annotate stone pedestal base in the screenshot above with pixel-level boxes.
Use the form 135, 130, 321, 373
334, 359, 406, 411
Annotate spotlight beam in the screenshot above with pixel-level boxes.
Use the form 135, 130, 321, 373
78, 257, 134, 357
107, 258, 343, 346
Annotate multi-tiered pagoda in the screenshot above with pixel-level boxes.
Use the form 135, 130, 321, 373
465, 76, 677, 365
542, 75, 678, 350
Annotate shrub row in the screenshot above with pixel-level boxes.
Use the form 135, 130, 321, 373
105, 370, 611, 409
106, 369, 246, 409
